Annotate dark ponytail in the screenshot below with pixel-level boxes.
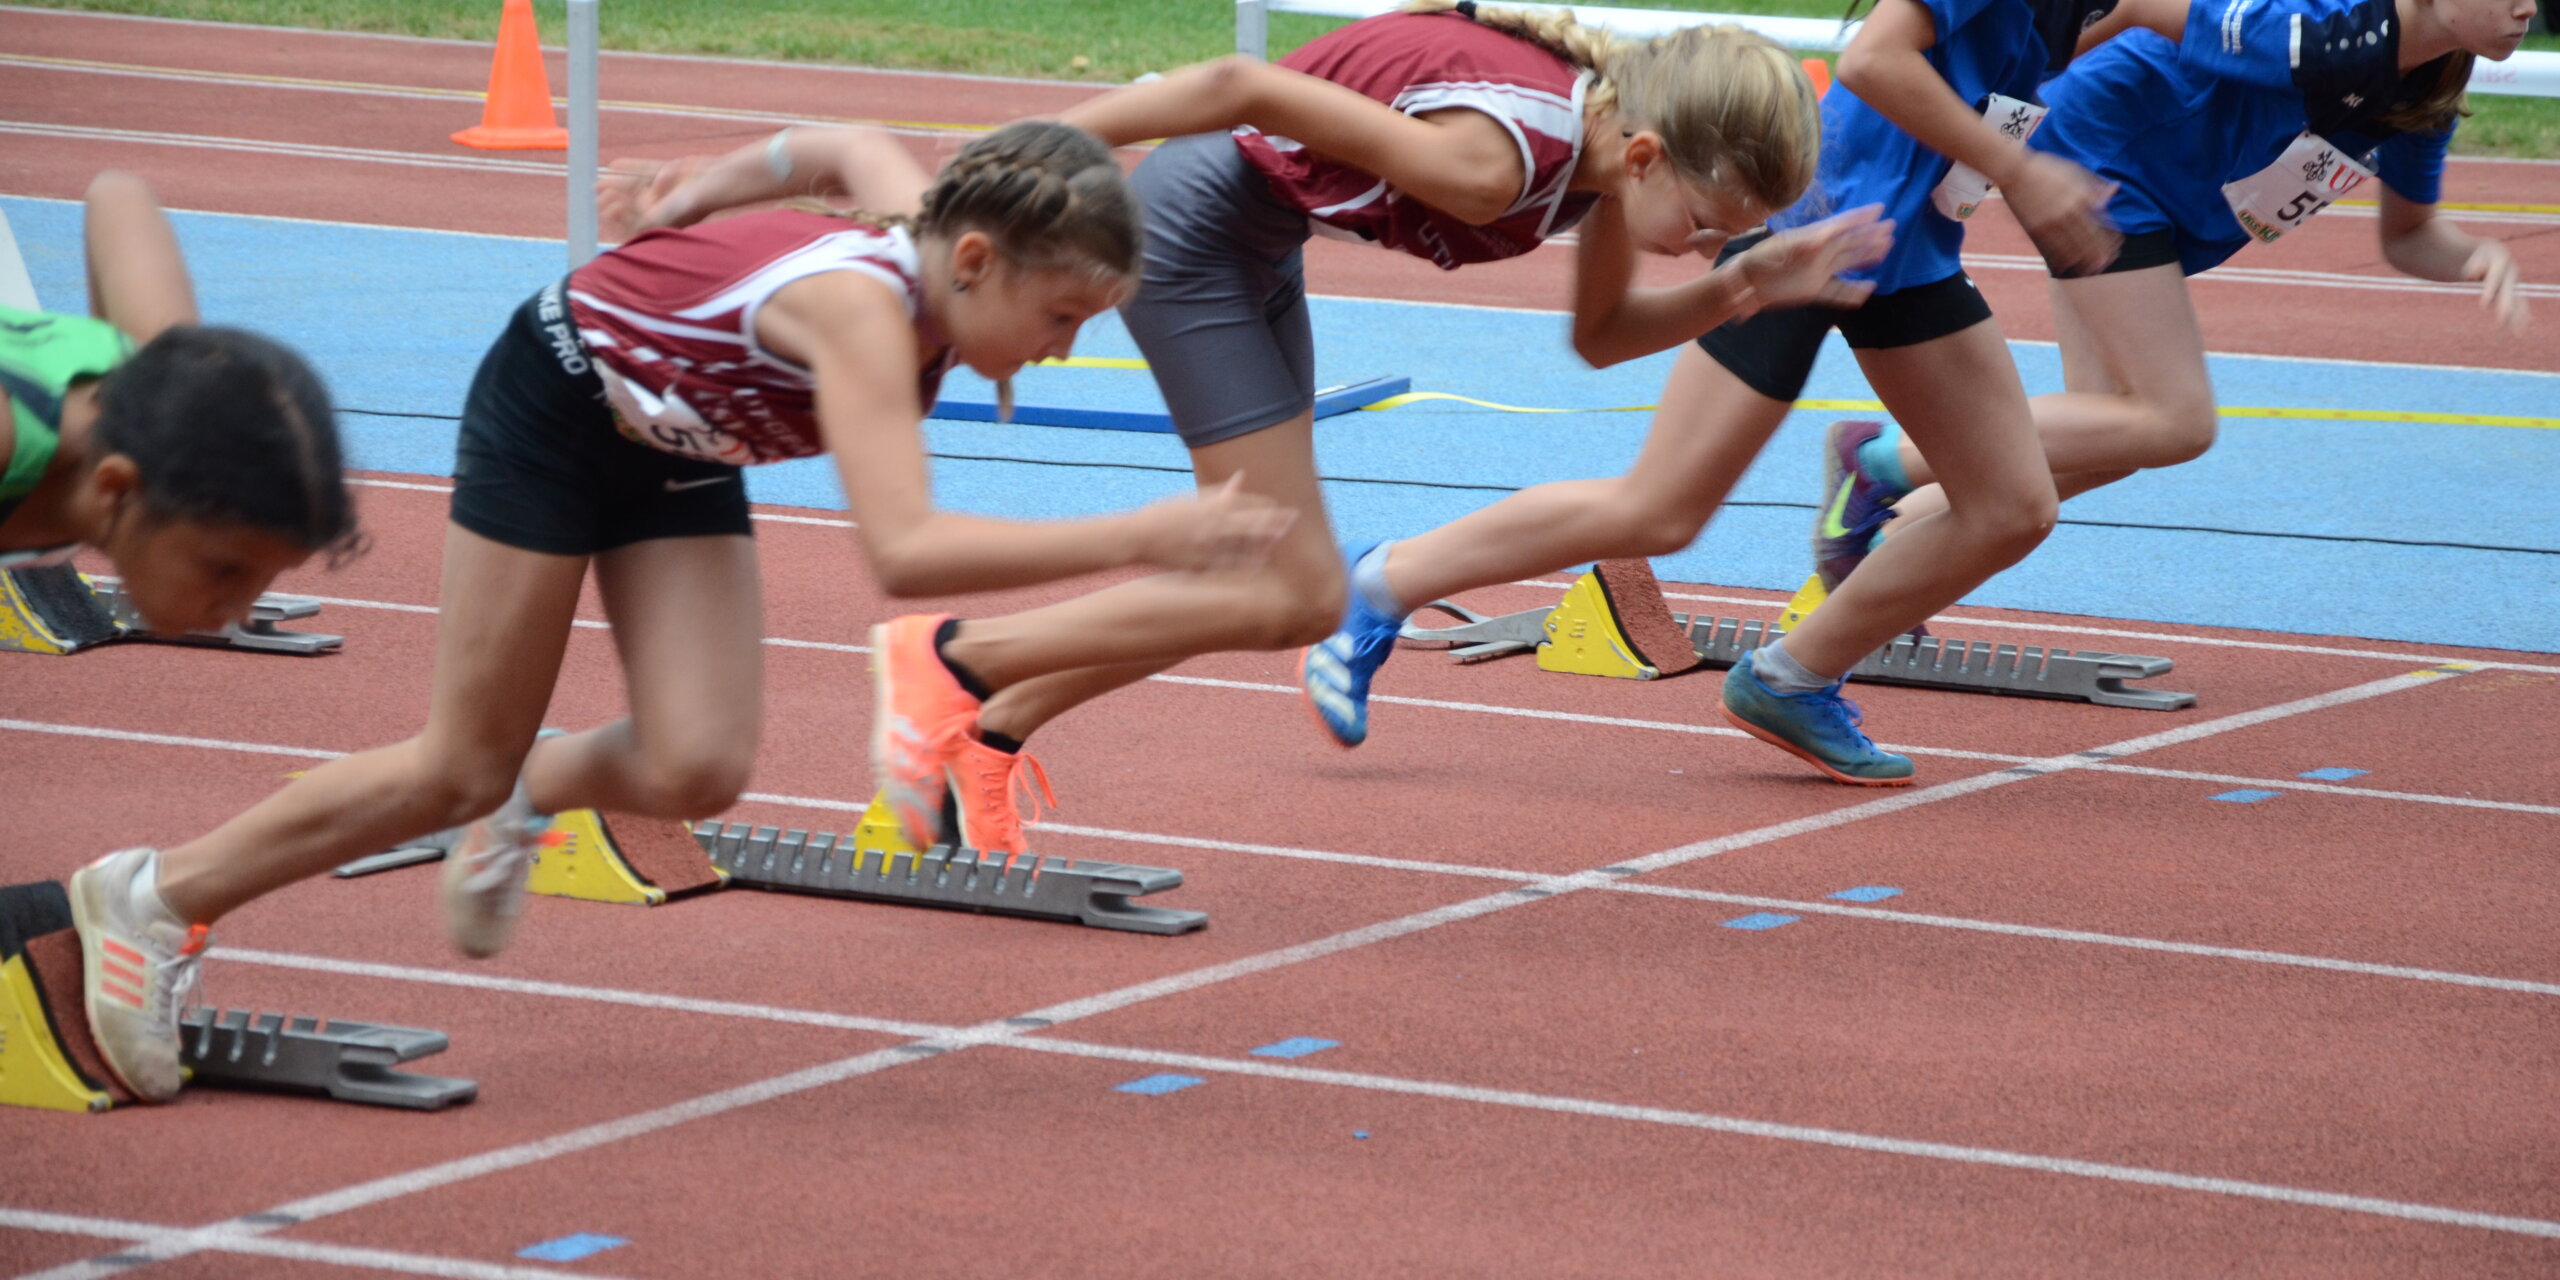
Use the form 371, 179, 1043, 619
89, 326, 358, 557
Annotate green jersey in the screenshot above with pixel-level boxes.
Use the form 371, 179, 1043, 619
0, 306, 130, 556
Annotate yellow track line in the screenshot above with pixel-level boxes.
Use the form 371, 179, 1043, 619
1046, 365, 2559, 429
0, 52, 996, 134
1365, 391, 2559, 429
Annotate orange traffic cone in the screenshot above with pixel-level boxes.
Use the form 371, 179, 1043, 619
453, 0, 568, 150
1800, 56, 1833, 100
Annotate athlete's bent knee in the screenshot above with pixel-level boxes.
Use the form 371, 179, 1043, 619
627, 752, 751, 818
2147, 402, 2219, 467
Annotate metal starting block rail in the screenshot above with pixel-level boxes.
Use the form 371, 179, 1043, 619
182, 1008, 476, 1110
1400, 598, 2196, 711
335, 801, 1209, 935
2, 879, 473, 1113
0, 564, 339, 656
698, 821, 1208, 935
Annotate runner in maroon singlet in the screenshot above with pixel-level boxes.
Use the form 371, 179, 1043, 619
63, 122, 1293, 1103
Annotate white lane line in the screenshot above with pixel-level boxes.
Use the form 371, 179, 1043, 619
9, 718, 2544, 993
1006, 1040, 2560, 1241
0, 69, 970, 141
10, 588, 2551, 815
17, 669, 2526, 1276
202, 927, 2560, 1250
0, 121, 562, 175
0, 1207, 643, 1280
1601, 883, 2560, 996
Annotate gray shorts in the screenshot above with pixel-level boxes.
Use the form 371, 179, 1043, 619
1121, 132, 1316, 449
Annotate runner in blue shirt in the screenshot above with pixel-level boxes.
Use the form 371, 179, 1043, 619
1833, 0, 2534, 555
1303, 0, 2139, 786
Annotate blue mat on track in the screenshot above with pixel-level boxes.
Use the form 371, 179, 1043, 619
8, 196, 2552, 652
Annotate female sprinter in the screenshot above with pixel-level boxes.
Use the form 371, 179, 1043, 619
1830, 0, 2535, 547
851, 2, 1888, 853
65, 122, 1291, 1102
1302, 0, 2136, 785
2, 171, 353, 632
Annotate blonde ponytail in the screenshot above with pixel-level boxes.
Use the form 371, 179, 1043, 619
1407, 0, 1822, 212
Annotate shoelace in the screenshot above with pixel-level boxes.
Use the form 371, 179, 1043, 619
1813, 690, 1878, 749
461, 822, 556, 894
962, 741, 1058, 865
155, 924, 210, 1026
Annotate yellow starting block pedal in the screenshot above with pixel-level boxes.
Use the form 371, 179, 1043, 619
1, 880, 474, 1112
529, 808, 729, 904
0, 882, 118, 1112
1535, 558, 1703, 680
0, 564, 122, 655
1777, 573, 1827, 632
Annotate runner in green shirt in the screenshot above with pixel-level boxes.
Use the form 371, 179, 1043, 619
0, 171, 354, 631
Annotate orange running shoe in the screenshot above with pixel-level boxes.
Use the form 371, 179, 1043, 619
869, 613, 983, 848
943, 732, 1057, 868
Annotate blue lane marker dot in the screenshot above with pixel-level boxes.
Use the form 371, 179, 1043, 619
1115, 1073, 1205, 1096
1829, 886, 1901, 903
1251, 1037, 1340, 1059
2299, 767, 2369, 781
518, 1235, 629, 1263
2211, 789, 2282, 803
1354, 1130, 1370, 1139
1722, 912, 1798, 930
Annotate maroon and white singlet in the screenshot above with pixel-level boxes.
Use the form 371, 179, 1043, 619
565, 211, 953, 466
1232, 11, 1597, 269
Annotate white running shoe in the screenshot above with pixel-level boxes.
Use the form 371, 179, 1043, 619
437, 785, 553, 959
66, 848, 207, 1103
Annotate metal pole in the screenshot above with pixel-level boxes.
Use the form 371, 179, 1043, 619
1236, 0, 1267, 60
567, 0, 600, 268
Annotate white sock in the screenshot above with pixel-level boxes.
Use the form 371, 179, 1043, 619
1350, 541, 1409, 620
1751, 640, 1830, 695
125, 851, 184, 928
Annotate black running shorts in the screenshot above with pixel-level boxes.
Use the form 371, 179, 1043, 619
449, 282, 752, 557
1695, 230, 1996, 404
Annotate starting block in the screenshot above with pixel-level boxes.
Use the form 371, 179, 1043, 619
0, 564, 341, 657
337, 796, 1208, 935
1, 881, 474, 1113
1399, 559, 2196, 711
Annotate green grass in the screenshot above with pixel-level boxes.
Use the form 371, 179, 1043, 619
18, 0, 2560, 157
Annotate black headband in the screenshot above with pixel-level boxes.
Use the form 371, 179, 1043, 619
1455, 0, 1479, 17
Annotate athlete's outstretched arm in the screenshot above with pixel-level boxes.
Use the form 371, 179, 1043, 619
2377, 185, 2530, 334
1061, 55, 1527, 225
1566, 198, 1891, 368
82, 172, 197, 344
1839, 0, 2119, 275
599, 127, 929, 237
762, 272, 1294, 596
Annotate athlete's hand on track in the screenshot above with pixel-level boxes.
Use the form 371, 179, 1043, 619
2466, 240, 2531, 336
1138, 474, 1300, 573
2004, 153, 2120, 278
1732, 205, 1895, 313
596, 156, 713, 238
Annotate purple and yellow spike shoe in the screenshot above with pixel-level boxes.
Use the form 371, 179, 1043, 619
1812, 419, 1904, 592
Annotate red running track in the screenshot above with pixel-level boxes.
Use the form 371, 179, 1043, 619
2, 11, 2558, 1278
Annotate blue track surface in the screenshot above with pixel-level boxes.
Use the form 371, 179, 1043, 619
10, 196, 2553, 652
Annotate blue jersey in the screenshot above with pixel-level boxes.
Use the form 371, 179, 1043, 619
2031, 0, 2453, 275
1771, 0, 2118, 295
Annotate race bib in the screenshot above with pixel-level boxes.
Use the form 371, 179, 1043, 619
1931, 94, 2049, 222
2222, 133, 2375, 243
595, 366, 757, 466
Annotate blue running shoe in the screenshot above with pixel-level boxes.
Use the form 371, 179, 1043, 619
1301, 547, 1403, 748
1813, 419, 1903, 591
1719, 650, 1915, 786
